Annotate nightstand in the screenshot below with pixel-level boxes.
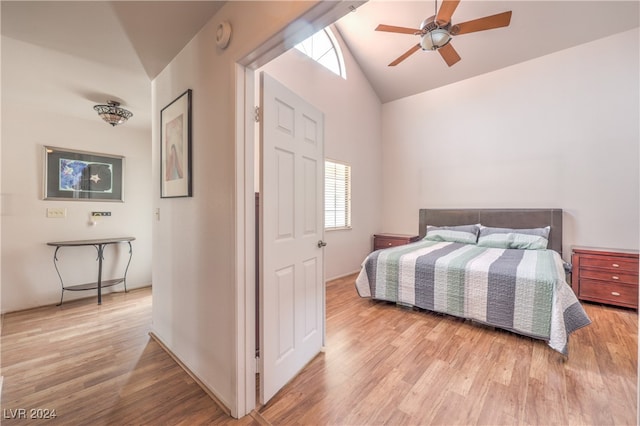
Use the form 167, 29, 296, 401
373, 233, 420, 252
571, 246, 639, 309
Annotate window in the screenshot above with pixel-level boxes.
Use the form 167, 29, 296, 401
294, 27, 346, 79
325, 160, 351, 230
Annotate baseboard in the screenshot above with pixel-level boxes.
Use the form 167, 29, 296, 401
0, 284, 153, 315
249, 409, 271, 425
326, 269, 360, 282
148, 332, 231, 417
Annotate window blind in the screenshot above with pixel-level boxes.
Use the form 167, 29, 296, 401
325, 160, 351, 230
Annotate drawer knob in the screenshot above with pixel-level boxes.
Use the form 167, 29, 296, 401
611, 291, 621, 296
388, 242, 392, 246
612, 263, 620, 268
612, 276, 620, 280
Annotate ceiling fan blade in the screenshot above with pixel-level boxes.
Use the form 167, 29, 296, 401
435, 0, 461, 26
452, 11, 512, 35
389, 44, 421, 66
438, 43, 461, 67
376, 24, 420, 35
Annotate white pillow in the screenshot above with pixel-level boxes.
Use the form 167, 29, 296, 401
424, 224, 480, 245
477, 226, 550, 250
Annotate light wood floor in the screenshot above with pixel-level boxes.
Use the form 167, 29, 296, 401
2, 276, 637, 425
261, 275, 638, 425
1, 288, 258, 425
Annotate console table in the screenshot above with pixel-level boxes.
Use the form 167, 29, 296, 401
47, 237, 135, 305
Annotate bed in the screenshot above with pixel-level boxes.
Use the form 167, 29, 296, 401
355, 209, 591, 355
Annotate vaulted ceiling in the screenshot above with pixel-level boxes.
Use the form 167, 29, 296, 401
1, 1, 225, 80
1, 1, 225, 129
335, 1, 640, 102
2, 0, 639, 111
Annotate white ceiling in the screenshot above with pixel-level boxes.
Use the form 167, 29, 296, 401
1, 0, 639, 119
1, 1, 225, 80
336, 0, 640, 103
1, 1, 225, 130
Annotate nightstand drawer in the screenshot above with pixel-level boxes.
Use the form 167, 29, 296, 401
375, 238, 409, 250
373, 233, 420, 252
579, 279, 638, 308
580, 269, 637, 285
580, 257, 638, 273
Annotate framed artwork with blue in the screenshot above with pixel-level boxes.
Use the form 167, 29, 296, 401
44, 146, 124, 201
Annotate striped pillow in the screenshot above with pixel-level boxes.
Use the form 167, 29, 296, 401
477, 226, 550, 250
424, 224, 480, 245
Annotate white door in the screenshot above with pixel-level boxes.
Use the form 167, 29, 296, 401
260, 73, 325, 404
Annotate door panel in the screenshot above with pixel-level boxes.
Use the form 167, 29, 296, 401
275, 149, 294, 240
302, 258, 319, 339
303, 157, 318, 235
275, 265, 295, 359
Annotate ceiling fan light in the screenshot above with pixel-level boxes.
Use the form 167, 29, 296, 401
420, 29, 451, 51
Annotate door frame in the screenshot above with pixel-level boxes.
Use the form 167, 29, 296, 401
233, 1, 366, 418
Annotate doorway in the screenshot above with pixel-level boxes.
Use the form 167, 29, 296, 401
234, 1, 364, 417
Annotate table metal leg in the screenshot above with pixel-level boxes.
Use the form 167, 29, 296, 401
95, 244, 105, 305
53, 246, 65, 306
123, 241, 133, 293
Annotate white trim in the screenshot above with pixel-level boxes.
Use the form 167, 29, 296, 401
326, 27, 347, 79
326, 269, 361, 282
324, 225, 353, 232
233, 64, 244, 418
150, 332, 231, 416
234, 64, 257, 418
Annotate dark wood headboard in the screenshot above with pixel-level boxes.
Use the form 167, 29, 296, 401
419, 208, 563, 255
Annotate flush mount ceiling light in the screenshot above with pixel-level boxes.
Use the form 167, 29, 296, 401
93, 101, 133, 127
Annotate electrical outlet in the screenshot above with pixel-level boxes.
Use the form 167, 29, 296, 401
47, 208, 66, 218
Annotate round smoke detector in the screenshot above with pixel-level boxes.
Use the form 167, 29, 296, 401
216, 21, 232, 49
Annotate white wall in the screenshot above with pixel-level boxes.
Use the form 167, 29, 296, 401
151, 0, 322, 415
381, 28, 639, 257
1, 36, 153, 313
258, 25, 383, 280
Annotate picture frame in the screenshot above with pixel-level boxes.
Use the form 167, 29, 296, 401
160, 89, 192, 198
44, 146, 124, 201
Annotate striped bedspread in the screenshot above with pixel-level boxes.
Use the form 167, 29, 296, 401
355, 240, 591, 355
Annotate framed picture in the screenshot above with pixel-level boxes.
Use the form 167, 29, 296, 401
44, 146, 124, 201
161, 89, 192, 198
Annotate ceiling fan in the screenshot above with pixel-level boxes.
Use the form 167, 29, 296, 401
375, 0, 512, 67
